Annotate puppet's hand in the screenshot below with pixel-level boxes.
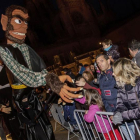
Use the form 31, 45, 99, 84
45, 73, 83, 103
59, 75, 74, 83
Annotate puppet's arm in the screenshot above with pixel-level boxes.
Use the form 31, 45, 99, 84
46, 73, 82, 103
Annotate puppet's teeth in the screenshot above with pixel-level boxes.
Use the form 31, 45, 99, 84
13, 32, 25, 36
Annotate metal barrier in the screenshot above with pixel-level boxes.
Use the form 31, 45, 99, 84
74, 109, 140, 140
50, 104, 80, 140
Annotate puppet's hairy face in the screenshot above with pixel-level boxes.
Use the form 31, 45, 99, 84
6, 9, 29, 44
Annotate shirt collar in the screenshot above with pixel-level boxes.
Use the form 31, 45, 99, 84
103, 67, 113, 74
11, 43, 26, 48
104, 45, 112, 51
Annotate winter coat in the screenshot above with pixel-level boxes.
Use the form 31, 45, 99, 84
99, 68, 117, 112
103, 45, 120, 61
75, 97, 112, 133
132, 50, 140, 68
115, 78, 140, 125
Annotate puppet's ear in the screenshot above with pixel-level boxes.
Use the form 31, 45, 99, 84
1, 14, 8, 31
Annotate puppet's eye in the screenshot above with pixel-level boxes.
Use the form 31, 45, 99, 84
15, 19, 22, 24
24, 21, 28, 24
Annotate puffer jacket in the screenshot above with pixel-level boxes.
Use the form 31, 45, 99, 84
115, 78, 140, 125
103, 45, 120, 61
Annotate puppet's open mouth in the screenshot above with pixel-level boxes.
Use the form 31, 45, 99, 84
12, 32, 25, 36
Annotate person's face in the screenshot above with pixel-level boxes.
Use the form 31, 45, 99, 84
90, 65, 95, 72
79, 77, 86, 82
102, 43, 110, 49
6, 9, 29, 44
79, 66, 82, 71
128, 48, 137, 58
96, 56, 110, 72
83, 73, 89, 81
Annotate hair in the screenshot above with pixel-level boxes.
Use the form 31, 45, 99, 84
85, 89, 105, 111
84, 64, 89, 67
63, 68, 71, 73
102, 39, 112, 45
78, 63, 83, 67
5, 5, 28, 17
82, 71, 94, 82
128, 39, 140, 51
90, 63, 94, 66
96, 54, 109, 60
113, 58, 140, 86
75, 75, 84, 81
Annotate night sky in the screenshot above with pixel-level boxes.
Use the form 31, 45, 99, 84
0, 0, 140, 39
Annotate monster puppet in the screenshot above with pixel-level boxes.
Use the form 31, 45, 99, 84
0, 5, 82, 140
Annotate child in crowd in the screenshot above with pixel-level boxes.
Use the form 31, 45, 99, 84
102, 39, 120, 63
76, 89, 122, 140
82, 71, 97, 87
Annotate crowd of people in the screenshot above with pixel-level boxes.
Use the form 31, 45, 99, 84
0, 4, 140, 140
57, 39, 140, 140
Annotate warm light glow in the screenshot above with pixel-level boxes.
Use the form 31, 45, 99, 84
99, 42, 102, 45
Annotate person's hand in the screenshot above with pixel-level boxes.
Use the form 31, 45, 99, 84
110, 115, 113, 120
59, 75, 74, 83
85, 110, 88, 114
112, 112, 123, 125
75, 80, 86, 87
94, 78, 97, 83
109, 56, 114, 62
1, 105, 11, 114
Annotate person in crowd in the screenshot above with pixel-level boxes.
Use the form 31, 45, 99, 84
75, 89, 122, 140
62, 102, 79, 131
90, 63, 97, 78
128, 39, 140, 67
102, 39, 120, 63
112, 58, 140, 140
82, 71, 96, 87
77, 63, 85, 75
96, 54, 117, 112
76, 75, 101, 95
84, 64, 93, 76
74, 76, 88, 110
63, 68, 75, 80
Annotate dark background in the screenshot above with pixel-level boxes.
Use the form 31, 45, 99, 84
1, 0, 140, 66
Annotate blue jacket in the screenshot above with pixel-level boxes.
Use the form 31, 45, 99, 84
99, 68, 117, 112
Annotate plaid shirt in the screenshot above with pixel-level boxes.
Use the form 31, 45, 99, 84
0, 43, 48, 87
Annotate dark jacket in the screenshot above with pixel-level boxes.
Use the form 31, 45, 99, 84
99, 68, 117, 112
115, 78, 140, 125
103, 45, 120, 61
132, 50, 140, 68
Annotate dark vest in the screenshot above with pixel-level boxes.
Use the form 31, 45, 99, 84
1, 44, 33, 101
0, 65, 12, 103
